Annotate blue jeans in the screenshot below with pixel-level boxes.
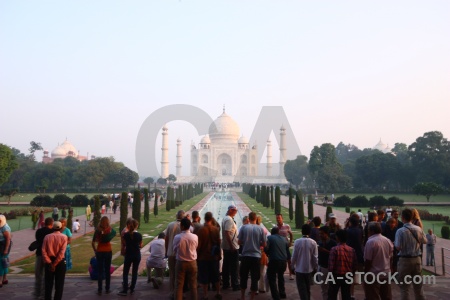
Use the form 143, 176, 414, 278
96, 251, 112, 292
426, 244, 435, 265
122, 255, 141, 292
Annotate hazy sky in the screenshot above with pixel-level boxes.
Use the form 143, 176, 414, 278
1, 1, 449, 177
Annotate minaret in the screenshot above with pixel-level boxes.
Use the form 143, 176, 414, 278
161, 125, 169, 178
176, 138, 182, 177
266, 139, 272, 177
279, 125, 287, 178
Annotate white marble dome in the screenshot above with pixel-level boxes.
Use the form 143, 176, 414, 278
60, 140, 78, 156
209, 111, 240, 143
51, 146, 66, 158
238, 135, 249, 144
200, 135, 211, 144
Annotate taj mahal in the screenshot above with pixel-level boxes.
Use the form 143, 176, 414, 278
160, 108, 289, 184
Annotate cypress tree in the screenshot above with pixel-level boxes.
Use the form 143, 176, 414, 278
166, 186, 171, 211
307, 194, 314, 220
133, 190, 141, 225
295, 189, 304, 229
275, 186, 281, 215
265, 187, 270, 208
93, 195, 101, 229
256, 185, 261, 203
261, 186, 266, 206
288, 187, 294, 221
120, 192, 128, 233
144, 188, 150, 223
249, 185, 256, 198
154, 189, 159, 217
270, 186, 274, 209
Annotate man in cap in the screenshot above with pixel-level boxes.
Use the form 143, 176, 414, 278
222, 204, 240, 291
326, 214, 341, 241
42, 221, 68, 300
276, 213, 294, 280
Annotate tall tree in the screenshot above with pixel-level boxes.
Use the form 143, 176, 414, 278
144, 177, 154, 189
275, 186, 281, 215
154, 184, 159, 217
284, 155, 309, 188
0, 144, 18, 186
295, 189, 304, 229
413, 182, 445, 202
409, 131, 450, 187
143, 188, 150, 223
132, 190, 141, 225
270, 186, 274, 209
93, 195, 101, 229
28, 141, 43, 161
120, 192, 128, 232
288, 187, 294, 221
307, 195, 314, 220
309, 143, 351, 192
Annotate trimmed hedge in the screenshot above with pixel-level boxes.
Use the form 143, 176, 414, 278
442, 226, 450, 239
334, 195, 351, 207
369, 195, 387, 207
351, 195, 369, 207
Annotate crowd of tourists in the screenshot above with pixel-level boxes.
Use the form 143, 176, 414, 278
0, 201, 437, 300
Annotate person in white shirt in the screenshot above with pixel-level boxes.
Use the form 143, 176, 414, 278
426, 229, 437, 266
72, 219, 80, 233
147, 232, 166, 289
173, 218, 198, 300
291, 224, 318, 300
364, 222, 393, 300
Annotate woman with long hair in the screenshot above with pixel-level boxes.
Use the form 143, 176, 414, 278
92, 216, 116, 295
412, 209, 424, 229
118, 219, 142, 296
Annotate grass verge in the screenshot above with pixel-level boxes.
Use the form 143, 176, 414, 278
11, 193, 208, 274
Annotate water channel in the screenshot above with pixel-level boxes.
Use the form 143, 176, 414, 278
198, 190, 243, 228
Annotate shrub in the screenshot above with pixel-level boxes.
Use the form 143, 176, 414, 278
30, 195, 53, 206
442, 226, 450, 239
345, 206, 350, 213
369, 195, 387, 207
387, 196, 404, 207
72, 195, 89, 207
351, 195, 369, 207
334, 195, 351, 207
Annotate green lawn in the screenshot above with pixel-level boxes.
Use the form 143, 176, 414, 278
11, 193, 208, 274
1, 207, 88, 231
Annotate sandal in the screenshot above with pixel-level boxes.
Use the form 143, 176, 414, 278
2, 280, 8, 285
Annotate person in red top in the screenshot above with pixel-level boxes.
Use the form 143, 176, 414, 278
328, 229, 357, 300
91, 216, 116, 295
42, 221, 68, 300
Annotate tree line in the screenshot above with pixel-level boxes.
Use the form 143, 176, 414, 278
284, 131, 450, 195
0, 142, 139, 193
